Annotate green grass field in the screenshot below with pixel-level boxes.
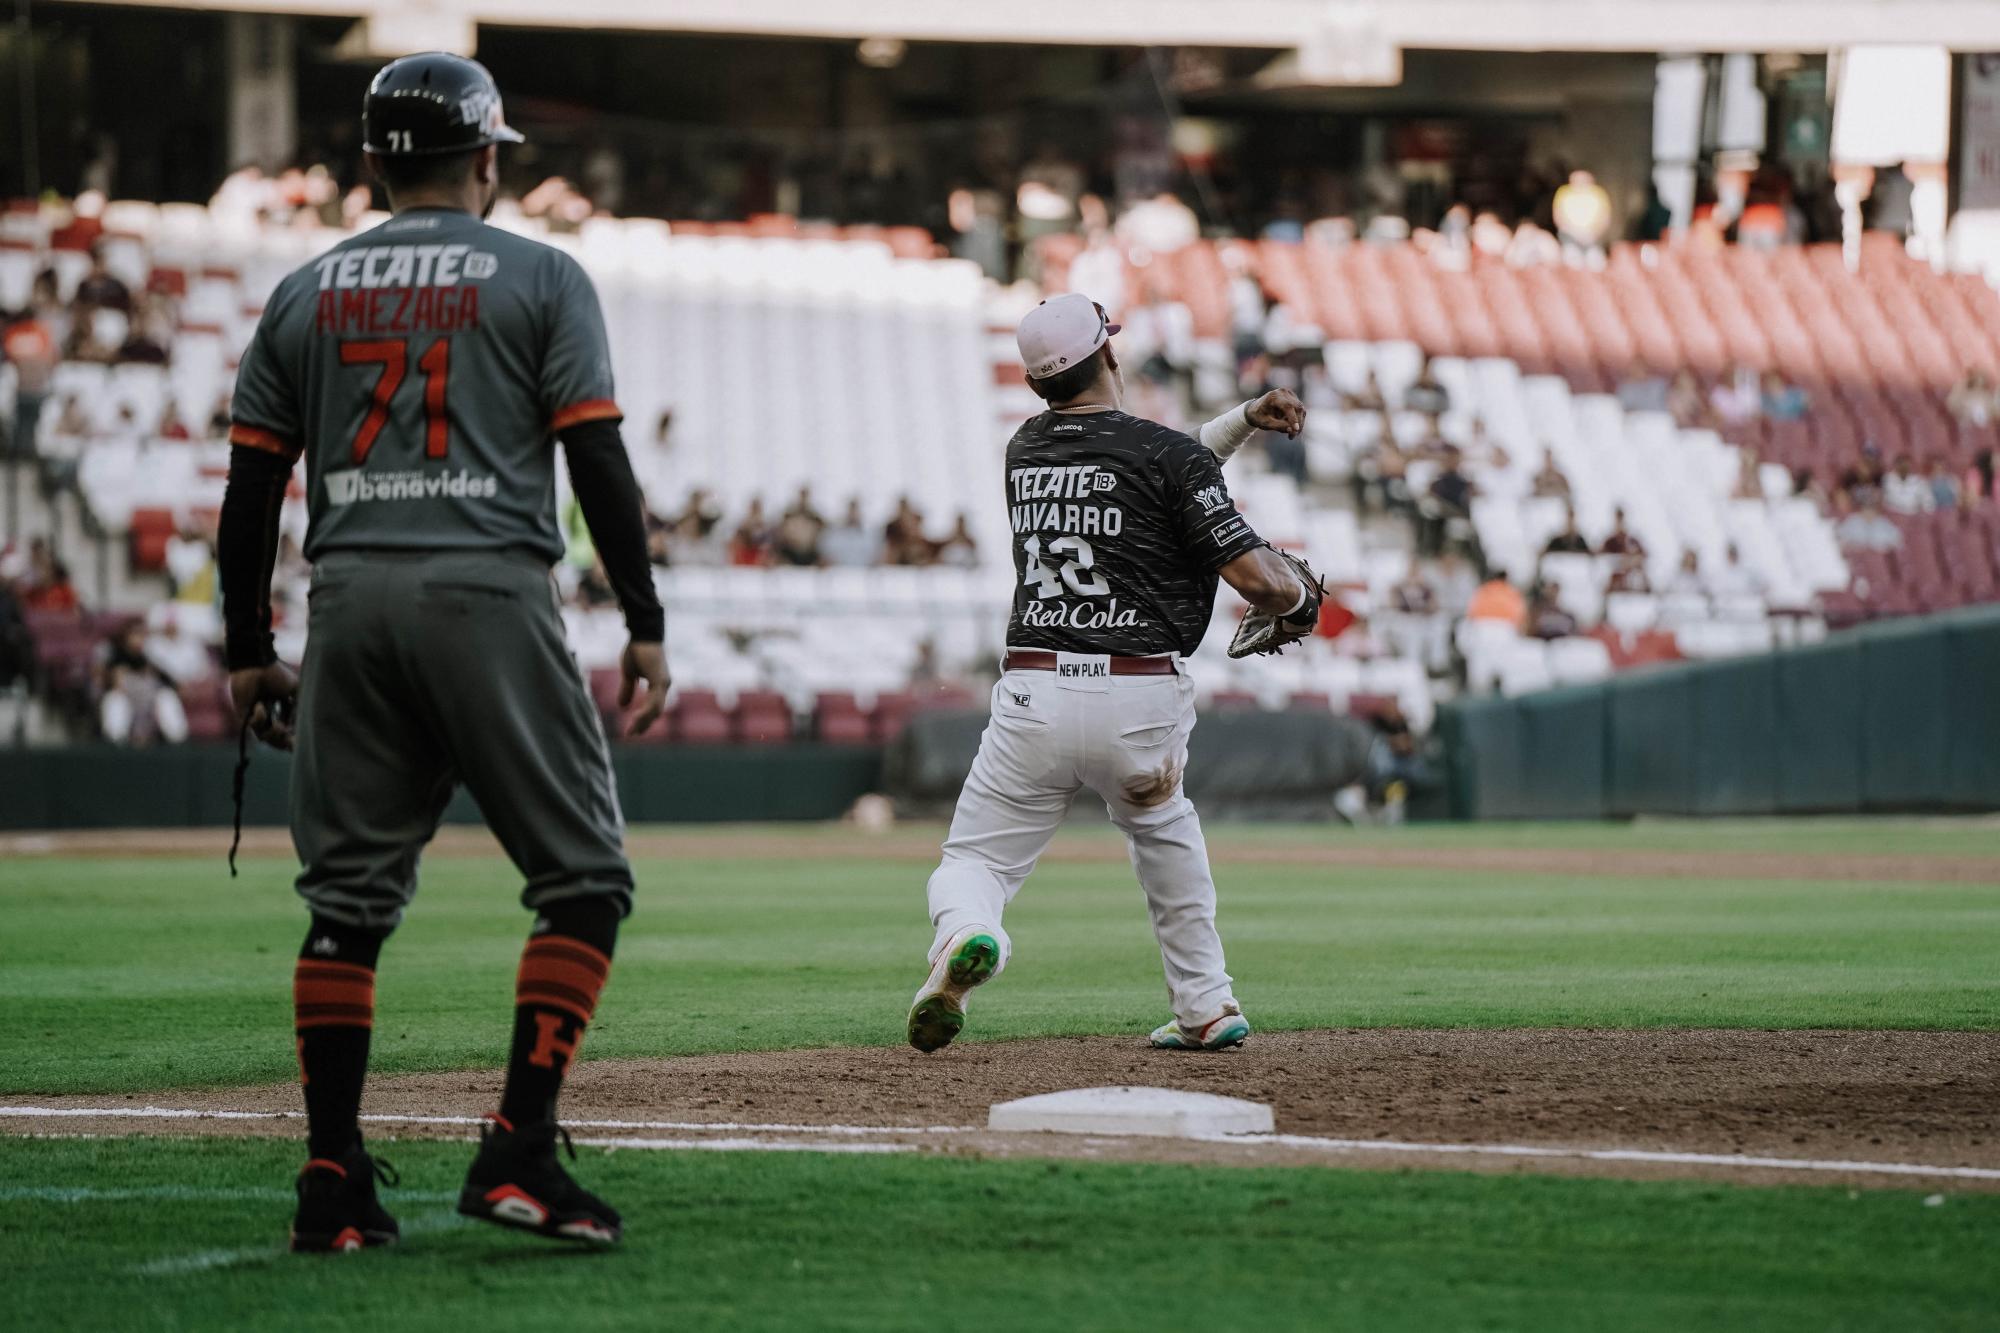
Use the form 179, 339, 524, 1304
7, 1136, 1999, 1333
4, 818, 1998, 1329
4, 819, 1997, 1094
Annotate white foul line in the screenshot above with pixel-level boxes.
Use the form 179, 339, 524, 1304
4, 1105, 1997, 1182
1208, 1134, 2000, 1182
575, 1136, 913, 1155
0, 1106, 965, 1137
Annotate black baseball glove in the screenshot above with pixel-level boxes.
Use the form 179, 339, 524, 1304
1227, 549, 1325, 658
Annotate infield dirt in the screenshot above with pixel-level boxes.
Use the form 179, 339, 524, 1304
11, 1028, 1996, 1192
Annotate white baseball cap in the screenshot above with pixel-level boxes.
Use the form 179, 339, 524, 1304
1017, 293, 1120, 381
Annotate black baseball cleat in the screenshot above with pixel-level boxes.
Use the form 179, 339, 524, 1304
457, 1116, 622, 1246
289, 1140, 401, 1253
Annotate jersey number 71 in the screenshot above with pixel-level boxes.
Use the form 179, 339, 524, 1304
340, 337, 451, 464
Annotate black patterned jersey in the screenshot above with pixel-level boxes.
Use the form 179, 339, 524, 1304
1003, 409, 1266, 656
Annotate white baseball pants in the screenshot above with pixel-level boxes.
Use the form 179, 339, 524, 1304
924, 658, 1236, 1027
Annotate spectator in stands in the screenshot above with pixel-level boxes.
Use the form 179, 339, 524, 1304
1835, 491, 1903, 552
1552, 170, 1612, 266
65, 307, 120, 365
1707, 543, 1762, 600
1928, 460, 1961, 512
140, 610, 211, 688
1666, 549, 1704, 597
1428, 204, 1472, 270
1469, 210, 1512, 260
1391, 558, 1437, 615
1842, 453, 1886, 510
772, 504, 824, 568
155, 402, 191, 442
934, 513, 979, 569
780, 486, 825, 533
1542, 507, 1592, 555
1466, 570, 1526, 631
1760, 373, 1808, 421
1616, 362, 1670, 414
1599, 508, 1646, 557
3, 302, 59, 461
729, 498, 776, 566
97, 621, 187, 747
820, 498, 878, 568
884, 495, 932, 565
117, 295, 172, 365
1531, 455, 1572, 500
1948, 370, 1998, 427
20, 543, 79, 613
1967, 450, 1995, 505
946, 186, 1008, 282
1731, 448, 1768, 501
1506, 220, 1561, 268
74, 242, 132, 314
206, 391, 234, 439
1526, 580, 1577, 640
1666, 370, 1709, 428
1882, 455, 1935, 515
1710, 366, 1762, 425
1633, 184, 1673, 242
1606, 554, 1651, 594
1404, 363, 1450, 419
1352, 434, 1409, 517
45, 396, 89, 454
1420, 446, 1475, 555
1344, 371, 1386, 413
165, 525, 217, 606
1432, 550, 1478, 618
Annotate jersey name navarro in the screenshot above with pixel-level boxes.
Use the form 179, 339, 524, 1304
1003, 410, 1266, 657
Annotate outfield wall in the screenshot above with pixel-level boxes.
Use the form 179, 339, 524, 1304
1438, 606, 2000, 820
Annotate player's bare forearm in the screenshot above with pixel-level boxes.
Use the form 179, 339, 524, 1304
1218, 545, 1310, 614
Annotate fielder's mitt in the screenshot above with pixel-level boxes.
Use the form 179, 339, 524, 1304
1227, 549, 1325, 658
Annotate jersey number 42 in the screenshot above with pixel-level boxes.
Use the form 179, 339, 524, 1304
1022, 533, 1110, 598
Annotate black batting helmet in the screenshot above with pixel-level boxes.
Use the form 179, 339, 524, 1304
362, 52, 526, 157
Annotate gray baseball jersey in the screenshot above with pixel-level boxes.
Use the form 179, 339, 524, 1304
230, 206, 620, 561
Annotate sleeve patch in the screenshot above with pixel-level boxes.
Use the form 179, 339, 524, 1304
1209, 515, 1252, 548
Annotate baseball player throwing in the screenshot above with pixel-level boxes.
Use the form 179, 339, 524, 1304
907, 293, 1317, 1055
220, 54, 666, 1251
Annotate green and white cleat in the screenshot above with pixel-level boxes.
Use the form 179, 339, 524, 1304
906, 927, 1002, 1053
1148, 1002, 1251, 1051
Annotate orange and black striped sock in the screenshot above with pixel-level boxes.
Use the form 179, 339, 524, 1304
294, 917, 386, 1160
498, 899, 619, 1129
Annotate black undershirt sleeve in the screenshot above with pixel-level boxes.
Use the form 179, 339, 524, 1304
218, 444, 294, 671
560, 417, 666, 642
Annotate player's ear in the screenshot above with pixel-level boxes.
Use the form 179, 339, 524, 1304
475, 145, 498, 189
1101, 341, 1119, 374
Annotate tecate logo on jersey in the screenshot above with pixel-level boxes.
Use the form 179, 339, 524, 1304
312, 244, 497, 292
325, 468, 501, 506
1019, 598, 1143, 631
1009, 464, 1117, 501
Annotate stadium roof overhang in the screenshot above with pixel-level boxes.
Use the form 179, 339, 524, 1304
56, 0, 2000, 58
